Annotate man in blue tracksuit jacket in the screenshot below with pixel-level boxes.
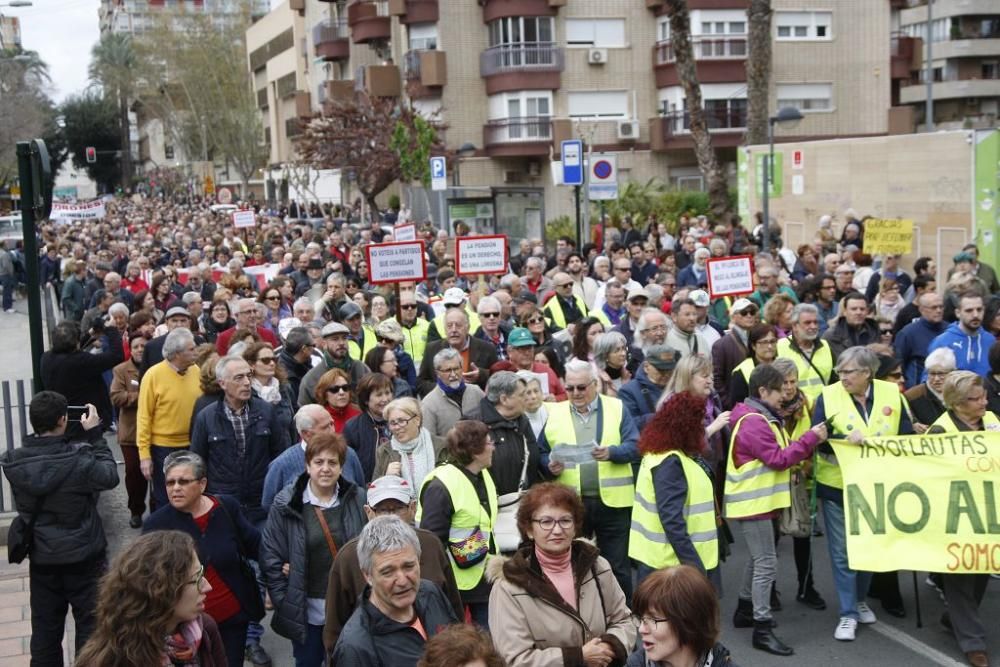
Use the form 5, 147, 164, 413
925, 294, 995, 379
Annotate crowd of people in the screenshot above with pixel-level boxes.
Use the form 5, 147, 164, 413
1, 195, 997, 667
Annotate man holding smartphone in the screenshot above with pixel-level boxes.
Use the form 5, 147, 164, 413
0, 394, 119, 665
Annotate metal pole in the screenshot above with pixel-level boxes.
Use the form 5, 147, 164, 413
574, 185, 582, 249
762, 120, 772, 254
16, 142, 45, 390
600, 201, 606, 252
925, 0, 934, 131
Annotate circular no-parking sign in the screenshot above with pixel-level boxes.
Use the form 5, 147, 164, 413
593, 160, 613, 180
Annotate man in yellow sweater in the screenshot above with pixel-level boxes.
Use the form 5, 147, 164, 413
137, 328, 202, 511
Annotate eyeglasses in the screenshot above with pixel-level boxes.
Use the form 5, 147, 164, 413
265, 295, 280, 301
614, 267, 631, 272
326, 385, 350, 394
480, 312, 500, 318
565, 380, 595, 393
256, 357, 276, 365
388, 415, 416, 429
556, 283, 573, 289
525, 317, 545, 325
737, 309, 759, 317
637, 615, 669, 629
928, 370, 951, 378
879, 329, 894, 336
166, 477, 201, 488
185, 565, 206, 591
532, 517, 574, 532
437, 366, 463, 376
885, 371, 903, 379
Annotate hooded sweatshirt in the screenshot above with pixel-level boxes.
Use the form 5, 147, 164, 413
926, 322, 996, 379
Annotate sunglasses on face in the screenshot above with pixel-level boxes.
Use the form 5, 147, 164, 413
565, 381, 594, 393
401, 304, 417, 310
525, 317, 544, 325
326, 385, 350, 394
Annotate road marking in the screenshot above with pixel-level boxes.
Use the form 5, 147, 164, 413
869, 622, 966, 667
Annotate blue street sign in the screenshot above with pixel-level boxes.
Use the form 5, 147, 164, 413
430, 156, 447, 191
561, 140, 584, 186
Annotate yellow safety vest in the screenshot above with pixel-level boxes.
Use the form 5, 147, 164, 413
732, 357, 756, 384
545, 294, 589, 330
347, 324, 378, 363
395, 317, 430, 366
931, 410, 1000, 433
816, 379, 902, 489
432, 306, 481, 340
416, 463, 498, 591
543, 396, 634, 508
776, 338, 834, 402
724, 413, 791, 518
629, 451, 719, 570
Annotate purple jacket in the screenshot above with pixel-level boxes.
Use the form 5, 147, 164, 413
728, 399, 820, 519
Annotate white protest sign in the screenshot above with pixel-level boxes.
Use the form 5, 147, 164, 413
50, 200, 106, 222
365, 241, 427, 285
393, 222, 417, 242
706, 255, 755, 299
232, 209, 257, 228
455, 235, 508, 276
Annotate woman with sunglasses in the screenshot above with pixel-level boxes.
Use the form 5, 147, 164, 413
314, 368, 361, 433
76, 530, 229, 667
519, 306, 558, 356
244, 341, 298, 442
141, 451, 262, 667
489, 482, 635, 667
373, 397, 441, 491
258, 287, 290, 335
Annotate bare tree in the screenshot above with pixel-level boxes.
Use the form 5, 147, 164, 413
746, 0, 772, 145
663, 0, 732, 223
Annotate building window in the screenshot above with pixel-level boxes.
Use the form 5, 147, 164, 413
567, 90, 628, 119
982, 61, 998, 80
775, 11, 832, 41
565, 18, 626, 48
488, 16, 553, 47
408, 23, 438, 51
777, 83, 833, 112
489, 91, 553, 120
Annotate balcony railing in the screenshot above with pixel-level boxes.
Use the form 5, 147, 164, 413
480, 43, 564, 76
314, 18, 349, 44
660, 108, 747, 135
654, 35, 747, 65
347, 0, 390, 24
403, 49, 422, 79
484, 116, 553, 145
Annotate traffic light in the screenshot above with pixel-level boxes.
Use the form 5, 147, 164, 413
85, 147, 96, 163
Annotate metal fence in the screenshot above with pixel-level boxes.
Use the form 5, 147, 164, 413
0, 378, 34, 513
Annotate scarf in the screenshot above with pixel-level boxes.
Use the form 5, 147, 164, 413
390, 427, 437, 497
535, 544, 576, 610
436, 377, 466, 397
252, 376, 282, 404
163, 617, 203, 666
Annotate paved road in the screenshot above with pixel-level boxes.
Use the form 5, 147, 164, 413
2, 299, 997, 666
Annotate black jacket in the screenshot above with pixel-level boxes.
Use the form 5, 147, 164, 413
279, 349, 312, 407
262, 474, 367, 643
342, 411, 387, 483
143, 494, 263, 620
40, 327, 123, 436
466, 397, 540, 496
190, 396, 291, 524
0, 429, 118, 565
331, 579, 459, 667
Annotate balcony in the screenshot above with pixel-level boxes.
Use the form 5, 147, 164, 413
387, 0, 439, 25
321, 80, 357, 112
294, 91, 313, 120
932, 37, 1000, 60
649, 108, 746, 151
480, 43, 564, 95
314, 19, 350, 61
347, 0, 391, 44
404, 50, 447, 98
653, 36, 747, 88
900, 77, 1000, 103
890, 33, 921, 79
483, 117, 553, 157
480, 0, 559, 22
285, 118, 304, 139
356, 64, 401, 97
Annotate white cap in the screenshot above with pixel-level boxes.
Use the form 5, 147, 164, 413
689, 290, 710, 308
442, 287, 467, 306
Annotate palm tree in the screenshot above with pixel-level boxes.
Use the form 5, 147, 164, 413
89, 33, 137, 190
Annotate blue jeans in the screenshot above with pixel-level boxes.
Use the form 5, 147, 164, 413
246, 519, 266, 646
292, 623, 325, 667
822, 498, 872, 619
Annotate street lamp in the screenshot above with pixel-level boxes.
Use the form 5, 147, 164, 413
761, 106, 803, 253
452, 142, 477, 187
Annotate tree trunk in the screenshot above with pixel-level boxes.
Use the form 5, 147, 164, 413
746, 0, 772, 146
119, 90, 131, 190
664, 0, 732, 224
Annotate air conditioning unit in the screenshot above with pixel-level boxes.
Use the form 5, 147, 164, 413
617, 120, 639, 140
503, 170, 525, 184
587, 48, 607, 65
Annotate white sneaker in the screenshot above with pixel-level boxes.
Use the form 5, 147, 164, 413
3, 308, 13, 313
834, 616, 858, 641
857, 602, 877, 624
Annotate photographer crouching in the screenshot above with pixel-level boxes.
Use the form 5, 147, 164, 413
0, 395, 119, 665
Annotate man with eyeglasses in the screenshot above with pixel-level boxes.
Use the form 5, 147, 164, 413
216, 297, 279, 354
489, 328, 567, 402
593, 280, 626, 329
339, 301, 378, 362
593, 260, 640, 313
426, 287, 482, 344
322, 476, 463, 654
777, 303, 837, 402
894, 292, 946, 389
419, 348, 486, 447
544, 271, 588, 331
299, 321, 371, 406
538, 359, 639, 599
474, 295, 510, 361
417, 308, 497, 396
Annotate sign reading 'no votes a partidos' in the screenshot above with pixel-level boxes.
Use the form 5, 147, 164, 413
366, 241, 427, 285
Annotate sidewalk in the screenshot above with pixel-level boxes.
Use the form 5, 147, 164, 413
0, 547, 74, 666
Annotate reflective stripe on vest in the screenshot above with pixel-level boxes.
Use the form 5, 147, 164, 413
776, 338, 834, 402
543, 396, 634, 508
396, 317, 430, 366
724, 413, 791, 518
546, 295, 589, 330
347, 325, 378, 363
628, 451, 719, 570
415, 464, 498, 591
816, 379, 902, 490
931, 411, 1000, 433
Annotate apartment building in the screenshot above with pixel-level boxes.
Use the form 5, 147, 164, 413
0, 15, 21, 50
268, 0, 899, 238
895, 0, 1000, 131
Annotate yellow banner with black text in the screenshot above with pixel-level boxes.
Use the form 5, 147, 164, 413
831, 432, 1000, 574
